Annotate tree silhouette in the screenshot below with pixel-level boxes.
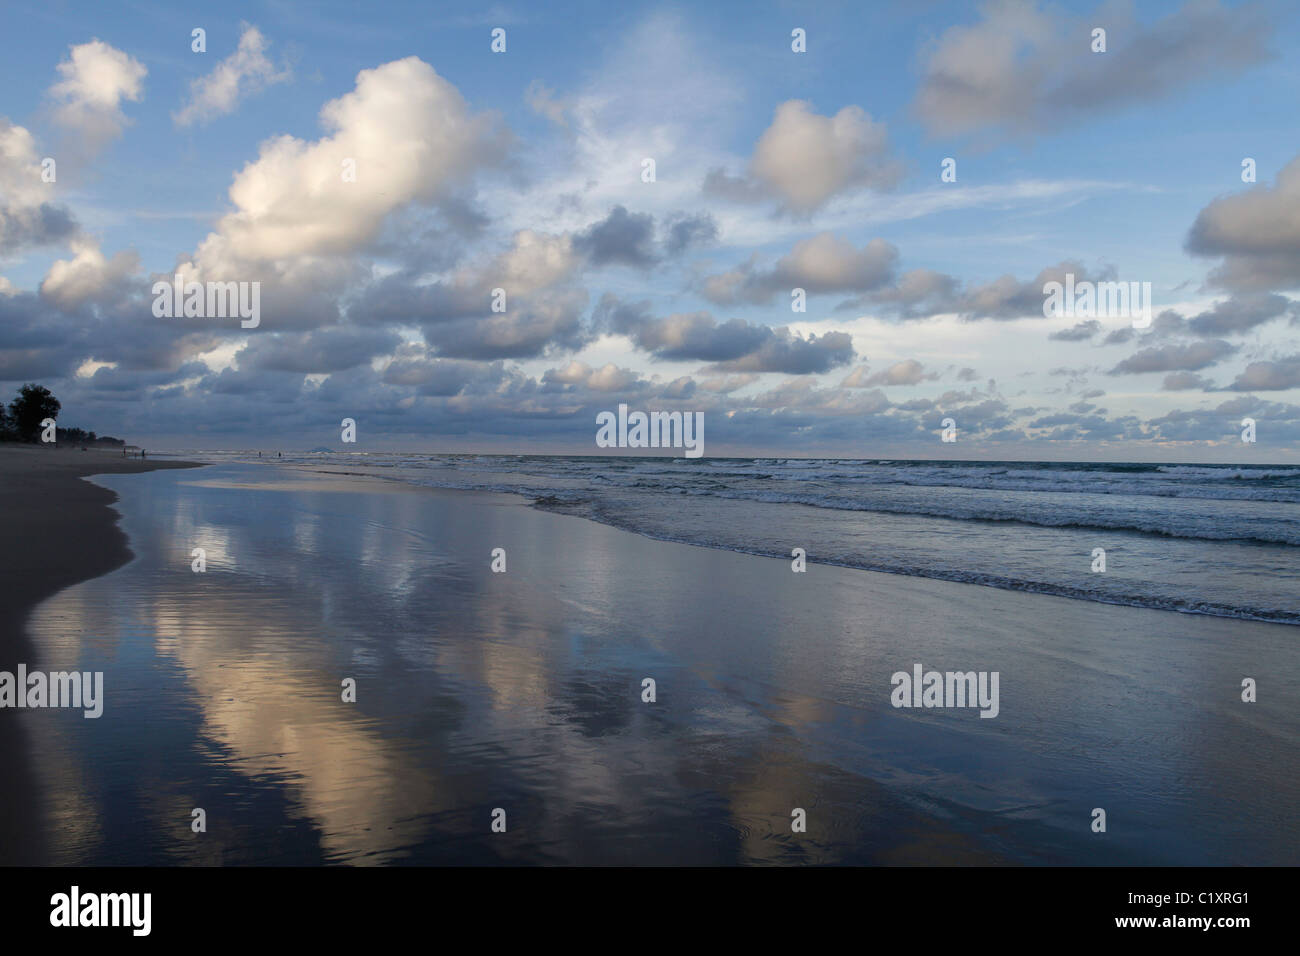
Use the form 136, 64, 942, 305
8, 384, 61, 442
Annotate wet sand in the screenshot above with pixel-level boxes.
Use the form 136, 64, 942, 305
11, 461, 1298, 865
0, 446, 201, 864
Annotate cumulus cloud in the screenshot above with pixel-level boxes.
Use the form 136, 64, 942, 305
839, 258, 1121, 322
749, 378, 893, 416
704, 100, 902, 214
701, 233, 897, 306
706, 329, 854, 374
489, 229, 580, 292
0, 118, 77, 253
1162, 371, 1213, 391
1110, 339, 1237, 374
1049, 319, 1101, 341
173, 24, 290, 127
238, 326, 401, 373
608, 308, 769, 361
597, 297, 855, 373
0, 289, 86, 379
856, 268, 961, 319
1103, 309, 1187, 345
573, 205, 657, 267
1186, 292, 1293, 335
1226, 354, 1300, 391
1147, 395, 1300, 442
380, 346, 518, 395
39, 236, 140, 309
842, 359, 936, 387
1026, 410, 1135, 440
0, 120, 49, 210
1187, 156, 1300, 291
8, 11, 1293, 454
421, 288, 591, 360
914, 0, 1270, 140
571, 206, 716, 268
49, 39, 146, 148
959, 261, 1114, 320
0, 273, 221, 384
361, 273, 589, 359
663, 212, 718, 255
181, 56, 511, 277
839, 365, 873, 388
349, 228, 586, 359
542, 360, 645, 392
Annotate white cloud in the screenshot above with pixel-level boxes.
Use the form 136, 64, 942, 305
181, 56, 511, 277
0, 119, 45, 207
49, 39, 146, 147
486, 229, 578, 293
913, 0, 1270, 140
0, 117, 78, 253
40, 235, 140, 308
174, 25, 290, 127
701, 233, 899, 305
713, 178, 1133, 251
851, 359, 936, 387
525, 81, 567, 128
482, 11, 744, 237
543, 360, 642, 391
744, 101, 902, 214
75, 359, 118, 378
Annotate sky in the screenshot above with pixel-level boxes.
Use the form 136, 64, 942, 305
2, 0, 1299, 459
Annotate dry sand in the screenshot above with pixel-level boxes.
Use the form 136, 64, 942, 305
0, 445, 201, 863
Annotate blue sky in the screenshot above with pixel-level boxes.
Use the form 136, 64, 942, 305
2, 0, 1300, 458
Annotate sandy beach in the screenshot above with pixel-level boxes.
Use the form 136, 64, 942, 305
0, 447, 201, 864
4, 458, 1295, 865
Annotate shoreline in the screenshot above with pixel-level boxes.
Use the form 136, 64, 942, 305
0, 446, 202, 864
7, 455, 1298, 864
250, 459, 1300, 628
530, 500, 1300, 626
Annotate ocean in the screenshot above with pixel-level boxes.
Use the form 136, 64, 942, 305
171, 454, 1300, 626
22, 462, 1300, 864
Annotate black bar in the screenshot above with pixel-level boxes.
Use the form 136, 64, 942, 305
2, 866, 1281, 941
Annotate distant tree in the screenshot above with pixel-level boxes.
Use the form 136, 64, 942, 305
8, 384, 61, 442
0, 403, 10, 441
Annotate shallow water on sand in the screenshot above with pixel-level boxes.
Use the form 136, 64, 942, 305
19, 464, 1300, 865
179, 452, 1300, 625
